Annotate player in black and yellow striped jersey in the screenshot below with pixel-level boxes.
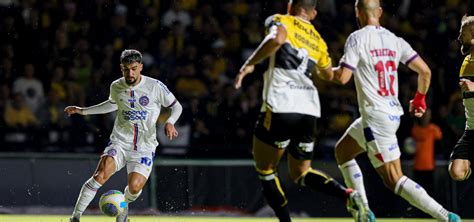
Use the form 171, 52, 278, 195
449, 12, 474, 182
233, 1, 367, 222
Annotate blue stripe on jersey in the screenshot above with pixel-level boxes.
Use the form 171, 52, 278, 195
133, 123, 138, 150
129, 90, 135, 108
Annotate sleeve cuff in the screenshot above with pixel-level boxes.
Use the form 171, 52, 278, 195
405, 54, 419, 65
341, 62, 356, 71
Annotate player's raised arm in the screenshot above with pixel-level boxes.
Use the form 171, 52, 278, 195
234, 18, 287, 89
407, 56, 431, 118
64, 100, 118, 116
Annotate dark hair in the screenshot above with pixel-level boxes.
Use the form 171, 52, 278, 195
291, 0, 317, 11
120, 49, 142, 64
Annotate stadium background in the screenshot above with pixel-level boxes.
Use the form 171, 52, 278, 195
0, 0, 473, 220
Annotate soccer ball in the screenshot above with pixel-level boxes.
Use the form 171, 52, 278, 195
99, 190, 127, 217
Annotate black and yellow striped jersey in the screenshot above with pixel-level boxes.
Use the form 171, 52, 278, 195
460, 53, 474, 79
460, 53, 474, 130
261, 14, 331, 117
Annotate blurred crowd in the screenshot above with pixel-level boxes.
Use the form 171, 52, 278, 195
0, 0, 468, 159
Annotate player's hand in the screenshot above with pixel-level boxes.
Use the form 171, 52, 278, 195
459, 78, 474, 92
409, 91, 427, 118
64, 106, 83, 116
234, 64, 255, 89
164, 122, 178, 140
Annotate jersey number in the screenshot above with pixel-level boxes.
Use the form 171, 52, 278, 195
374, 60, 396, 96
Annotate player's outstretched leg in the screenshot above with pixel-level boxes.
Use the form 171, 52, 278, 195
394, 176, 461, 221
117, 185, 142, 222
70, 177, 102, 221
258, 168, 292, 222
294, 168, 374, 222
339, 160, 376, 222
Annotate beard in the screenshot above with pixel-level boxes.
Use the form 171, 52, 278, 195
125, 77, 137, 85
461, 44, 471, 55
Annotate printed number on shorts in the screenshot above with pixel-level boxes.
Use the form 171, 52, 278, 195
140, 157, 152, 166
374, 60, 396, 96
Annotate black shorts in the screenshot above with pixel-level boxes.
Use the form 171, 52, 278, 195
450, 130, 474, 162
254, 111, 317, 160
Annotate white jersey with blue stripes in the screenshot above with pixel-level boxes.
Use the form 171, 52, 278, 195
108, 75, 177, 152
340, 25, 418, 117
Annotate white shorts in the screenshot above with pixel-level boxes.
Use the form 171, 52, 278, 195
102, 142, 155, 179
344, 112, 401, 168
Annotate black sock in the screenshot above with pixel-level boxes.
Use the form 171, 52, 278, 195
259, 174, 291, 222
298, 169, 349, 201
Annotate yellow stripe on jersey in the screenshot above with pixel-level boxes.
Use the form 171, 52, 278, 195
272, 14, 331, 69
460, 53, 474, 77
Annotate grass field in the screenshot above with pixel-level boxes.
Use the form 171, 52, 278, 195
0, 215, 459, 222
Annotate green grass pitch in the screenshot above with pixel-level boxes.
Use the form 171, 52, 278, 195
0, 215, 455, 222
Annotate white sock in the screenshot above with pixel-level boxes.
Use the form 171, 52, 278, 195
72, 177, 102, 218
124, 186, 142, 203
395, 176, 449, 220
339, 159, 369, 207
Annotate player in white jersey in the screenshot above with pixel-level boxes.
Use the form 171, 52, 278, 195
65, 49, 183, 222
449, 13, 474, 182
332, 0, 461, 221
234, 1, 367, 221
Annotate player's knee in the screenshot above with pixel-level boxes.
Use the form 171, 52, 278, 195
449, 166, 470, 181
93, 171, 111, 184
128, 179, 145, 194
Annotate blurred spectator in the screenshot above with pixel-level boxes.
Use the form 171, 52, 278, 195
411, 109, 442, 195
37, 89, 69, 129
0, 83, 10, 127
12, 63, 45, 114
0, 57, 15, 86
175, 63, 208, 100
4, 93, 39, 129
161, 1, 192, 29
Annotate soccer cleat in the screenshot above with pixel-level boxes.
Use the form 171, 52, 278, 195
367, 209, 376, 222
346, 190, 376, 222
69, 216, 80, 222
447, 212, 461, 222
116, 204, 128, 222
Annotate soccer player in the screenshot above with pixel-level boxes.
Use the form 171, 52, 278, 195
332, 0, 461, 221
65, 49, 182, 222
449, 13, 474, 182
233, 0, 369, 221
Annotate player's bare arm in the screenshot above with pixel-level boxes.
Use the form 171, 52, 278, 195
164, 123, 178, 140
460, 78, 474, 92
407, 56, 431, 118
331, 66, 353, 85
234, 25, 287, 89
314, 65, 333, 82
